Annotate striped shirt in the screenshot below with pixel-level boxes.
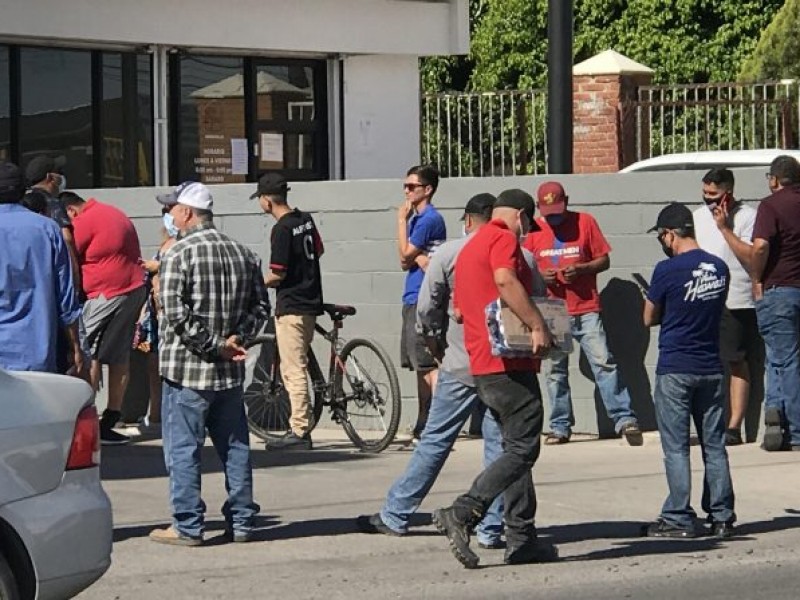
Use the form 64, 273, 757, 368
159, 222, 270, 390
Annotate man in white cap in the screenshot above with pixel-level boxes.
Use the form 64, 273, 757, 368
149, 182, 271, 547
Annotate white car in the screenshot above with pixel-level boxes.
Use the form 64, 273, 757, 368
619, 148, 800, 173
0, 369, 112, 600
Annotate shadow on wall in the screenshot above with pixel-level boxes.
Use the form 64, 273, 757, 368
578, 277, 656, 437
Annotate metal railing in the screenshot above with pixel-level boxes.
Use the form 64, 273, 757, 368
631, 80, 799, 161
421, 90, 549, 177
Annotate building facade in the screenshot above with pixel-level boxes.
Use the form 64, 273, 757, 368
0, 0, 468, 187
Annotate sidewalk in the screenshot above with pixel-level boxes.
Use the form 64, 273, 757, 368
79, 429, 800, 599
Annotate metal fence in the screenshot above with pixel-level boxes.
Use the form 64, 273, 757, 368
631, 81, 799, 161
421, 90, 549, 177
421, 80, 800, 176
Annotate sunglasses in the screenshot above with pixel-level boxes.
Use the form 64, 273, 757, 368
403, 183, 427, 191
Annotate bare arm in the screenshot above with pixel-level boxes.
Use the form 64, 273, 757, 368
264, 270, 286, 288
563, 254, 609, 283
643, 299, 661, 327
397, 201, 423, 270
61, 227, 82, 294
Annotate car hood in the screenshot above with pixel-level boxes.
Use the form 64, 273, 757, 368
0, 370, 94, 506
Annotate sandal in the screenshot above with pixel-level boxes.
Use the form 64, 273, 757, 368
544, 433, 570, 445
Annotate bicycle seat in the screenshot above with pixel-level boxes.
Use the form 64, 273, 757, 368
323, 303, 357, 319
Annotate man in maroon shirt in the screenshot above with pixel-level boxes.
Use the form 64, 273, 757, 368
431, 189, 557, 569
62, 192, 146, 445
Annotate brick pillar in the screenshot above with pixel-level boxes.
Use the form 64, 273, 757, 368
571, 50, 654, 174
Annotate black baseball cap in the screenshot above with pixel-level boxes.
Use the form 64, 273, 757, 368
0, 162, 24, 202
461, 193, 496, 221
495, 188, 535, 221
648, 202, 694, 232
250, 173, 290, 199
25, 155, 66, 186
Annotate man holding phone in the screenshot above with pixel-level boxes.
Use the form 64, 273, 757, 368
693, 168, 761, 446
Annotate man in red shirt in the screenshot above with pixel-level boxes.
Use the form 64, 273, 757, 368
62, 192, 146, 445
523, 182, 641, 446
432, 189, 557, 569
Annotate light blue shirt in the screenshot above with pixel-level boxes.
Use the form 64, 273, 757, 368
0, 204, 81, 372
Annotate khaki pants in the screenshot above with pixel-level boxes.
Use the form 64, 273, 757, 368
275, 314, 316, 435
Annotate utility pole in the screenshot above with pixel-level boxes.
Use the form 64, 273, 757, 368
547, 0, 574, 174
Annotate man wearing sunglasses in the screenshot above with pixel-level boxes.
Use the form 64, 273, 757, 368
396, 164, 447, 440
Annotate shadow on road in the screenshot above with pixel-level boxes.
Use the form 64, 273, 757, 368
101, 441, 378, 480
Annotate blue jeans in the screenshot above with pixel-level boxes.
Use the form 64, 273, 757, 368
547, 311, 637, 436
162, 379, 259, 539
381, 370, 504, 545
755, 286, 800, 446
654, 373, 735, 528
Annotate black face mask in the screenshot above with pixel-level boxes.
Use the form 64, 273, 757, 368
658, 233, 674, 258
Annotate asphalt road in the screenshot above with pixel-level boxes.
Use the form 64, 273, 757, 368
76, 430, 800, 600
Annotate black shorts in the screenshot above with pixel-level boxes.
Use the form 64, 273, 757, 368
400, 303, 437, 372
720, 308, 762, 363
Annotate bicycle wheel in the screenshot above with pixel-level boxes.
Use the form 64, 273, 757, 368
243, 335, 324, 440
333, 338, 401, 452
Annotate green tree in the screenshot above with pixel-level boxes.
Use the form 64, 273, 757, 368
420, 0, 783, 92
739, 0, 800, 81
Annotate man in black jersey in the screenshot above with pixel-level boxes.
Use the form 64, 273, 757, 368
253, 173, 324, 450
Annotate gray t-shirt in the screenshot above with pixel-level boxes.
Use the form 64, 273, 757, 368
416, 233, 545, 386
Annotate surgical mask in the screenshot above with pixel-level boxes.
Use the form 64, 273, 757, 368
57, 174, 67, 194
658, 232, 674, 258
162, 212, 179, 238
462, 224, 468, 238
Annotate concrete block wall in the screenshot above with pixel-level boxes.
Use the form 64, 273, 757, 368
85, 168, 770, 435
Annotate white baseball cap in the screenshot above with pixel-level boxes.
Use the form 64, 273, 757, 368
156, 181, 213, 211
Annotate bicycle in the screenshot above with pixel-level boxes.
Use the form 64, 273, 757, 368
243, 303, 402, 453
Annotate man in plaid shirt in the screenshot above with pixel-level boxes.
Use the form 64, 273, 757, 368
149, 182, 270, 547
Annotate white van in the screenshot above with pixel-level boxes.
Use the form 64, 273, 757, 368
620, 149, 800, 173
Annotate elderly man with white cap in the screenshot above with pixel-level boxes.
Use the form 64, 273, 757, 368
149, 181, 271, 547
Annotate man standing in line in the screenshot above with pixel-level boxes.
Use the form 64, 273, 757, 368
0, 162, 83, 375
643, 203, 735, 538
693, 168, 762, 445
61, 191, 146, 445
149, 182, 270, 546
433, 191, 557, 569
397, 165, 447, 440
24, 155, 81, 291
358, 193, 505, 548
714, 156, 800, 452
254, 173, 324, 451
523, 181, 641, 445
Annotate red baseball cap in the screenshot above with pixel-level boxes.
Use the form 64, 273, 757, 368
537, 181, 567, 217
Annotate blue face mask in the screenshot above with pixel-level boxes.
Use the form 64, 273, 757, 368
162, 212, 179, 238
545, 214, 565, 227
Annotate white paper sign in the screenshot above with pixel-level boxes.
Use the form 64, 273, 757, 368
260, 132, 284, 164
230, 138, 248, 175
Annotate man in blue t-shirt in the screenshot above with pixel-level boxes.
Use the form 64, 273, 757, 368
642, 202, 736, 539
396, 164, 447, 439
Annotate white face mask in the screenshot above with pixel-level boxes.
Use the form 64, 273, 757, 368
162, 212, 179, 238
462, 224, 469, 238
57, 174, 67, 194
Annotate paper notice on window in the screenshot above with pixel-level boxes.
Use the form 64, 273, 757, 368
260, 132, 284, 165
230, 138, 248, 175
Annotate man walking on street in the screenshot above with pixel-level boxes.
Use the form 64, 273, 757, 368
254, 173, 324, 451
358, 193, 506, 548
149, 182, 270, 546
0, 162, 83, 376
693, 168, 762, 445
61, 191, 146, 445
433, 190, 557, 569
523, 181, 641, 445
397, 165, 447, 440
643, 202, 735, 538
714, 155, 800, 452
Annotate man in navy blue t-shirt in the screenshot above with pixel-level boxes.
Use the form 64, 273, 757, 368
396, 165, 447, 439
643, 202, 736, 539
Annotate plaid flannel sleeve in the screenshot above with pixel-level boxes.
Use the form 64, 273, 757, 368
235, 256, 271, 346
160, 248, 227, 360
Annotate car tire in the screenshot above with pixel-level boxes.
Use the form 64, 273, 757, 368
0, 552, 19, 600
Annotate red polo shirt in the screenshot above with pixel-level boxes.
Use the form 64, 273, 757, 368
523, 211, 611, 316
72, 199, 144, 299
454, 219, 539, 376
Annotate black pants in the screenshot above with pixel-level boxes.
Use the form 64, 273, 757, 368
453, 370, 543, 546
